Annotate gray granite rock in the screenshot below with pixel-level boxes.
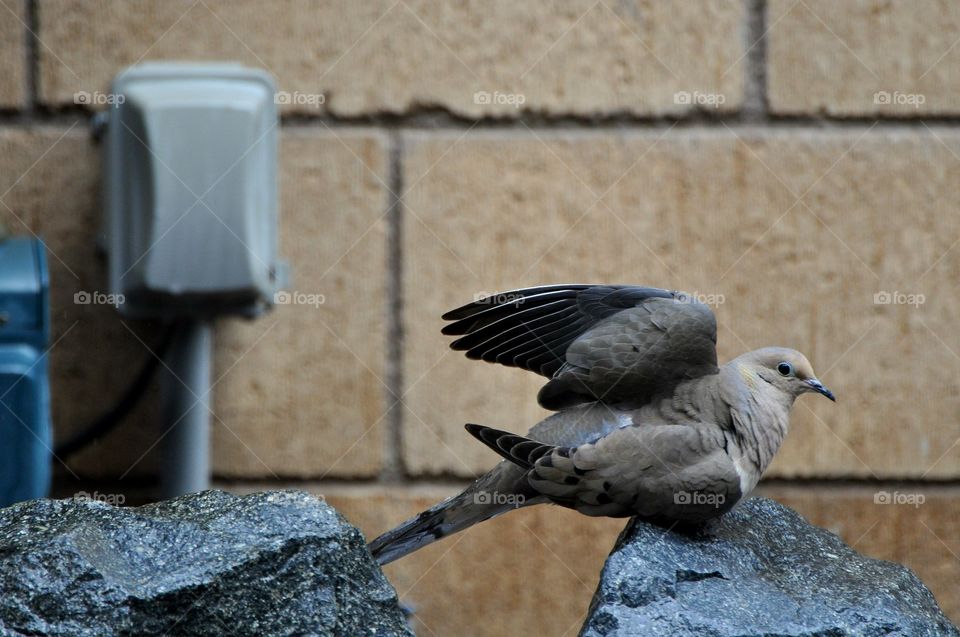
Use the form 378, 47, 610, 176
581, 497, 958, 637
0, 490, 412, 637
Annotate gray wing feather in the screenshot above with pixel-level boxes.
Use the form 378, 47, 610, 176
544, 298, 718, 408
443, 285, 718, 409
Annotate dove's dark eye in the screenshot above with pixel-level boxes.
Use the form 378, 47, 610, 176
777, 362, 793, 376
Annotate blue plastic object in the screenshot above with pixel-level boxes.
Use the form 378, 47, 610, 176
0, 237, 51, 506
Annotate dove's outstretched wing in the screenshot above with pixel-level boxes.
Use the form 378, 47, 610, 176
442, 284, 718, 409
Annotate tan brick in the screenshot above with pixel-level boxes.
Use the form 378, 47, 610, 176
768, 0, 960, 115
213, 129, 389, 478
402, 129, 960, 479
320, 485, 625, 637
761, 485, 960, 624
215, 482, 960, 632
0, 126, 164, 478
37, 0, 744, 116
0, 1, 26, 107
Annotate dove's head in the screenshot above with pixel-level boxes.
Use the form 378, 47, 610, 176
738, 347, 835, 403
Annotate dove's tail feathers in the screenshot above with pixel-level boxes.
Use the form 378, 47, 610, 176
370, 423, 549, 564
464, 423, 560, 470
369, 488, 516, 565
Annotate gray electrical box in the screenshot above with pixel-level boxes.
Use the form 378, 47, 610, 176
104, 62, 286, 319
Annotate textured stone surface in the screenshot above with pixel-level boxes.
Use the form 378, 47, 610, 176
213, 129, 389, 478
0, 490, 413, 636
0, 127, 165, 478
401, 129, 960, 478
768, 0, 960, 115
581, 497, 958, 637
0, 0, 25, 107
37, 0, 744, 116
764, 485, 960, 625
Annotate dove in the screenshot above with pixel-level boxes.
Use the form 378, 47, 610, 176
369, 284, 835, 565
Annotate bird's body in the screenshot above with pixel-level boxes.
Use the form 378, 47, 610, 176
369, 285, 835, 565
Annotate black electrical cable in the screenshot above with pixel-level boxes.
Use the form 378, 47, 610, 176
54, 324, 177, 460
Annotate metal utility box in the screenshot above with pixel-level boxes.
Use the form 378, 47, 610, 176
103, 62, 284, 319
0, 237, 51, 506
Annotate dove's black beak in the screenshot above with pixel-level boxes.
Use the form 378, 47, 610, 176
806, 378, 836, 402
